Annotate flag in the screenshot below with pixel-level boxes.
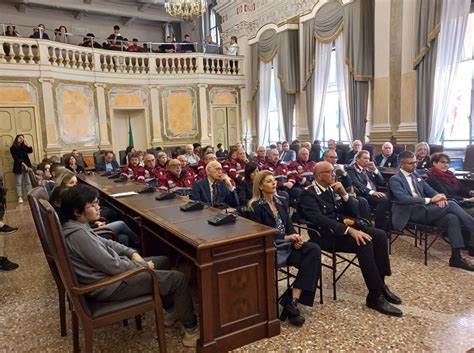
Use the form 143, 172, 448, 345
128, 117, 134, 147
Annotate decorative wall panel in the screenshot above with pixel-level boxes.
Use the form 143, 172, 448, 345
210, 87, 238, 105
0, 83, 36, 104
162, 87, 198, 139
109, 89, 147, 108
56, 84, 98, 146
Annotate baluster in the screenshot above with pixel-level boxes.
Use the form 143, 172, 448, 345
0, 41, 6, 63
17, 43, 26, 64
25, 44, 34, 64
7, 42, 16, 63
67, 50, 74, 68
49, 46, 57, 66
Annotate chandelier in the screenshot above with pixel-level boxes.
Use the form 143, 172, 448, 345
164, 0, 207, 19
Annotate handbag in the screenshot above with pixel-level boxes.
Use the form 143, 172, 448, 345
274, 239, 293, 267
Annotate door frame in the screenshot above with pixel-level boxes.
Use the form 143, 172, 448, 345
110, 107, 150, 156
210, 104, 240, 147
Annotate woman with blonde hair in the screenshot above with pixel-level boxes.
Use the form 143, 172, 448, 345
415, 142, 431, 169
249, 170, 321, 326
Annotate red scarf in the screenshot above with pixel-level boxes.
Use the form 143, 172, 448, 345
428, 167, 460, 188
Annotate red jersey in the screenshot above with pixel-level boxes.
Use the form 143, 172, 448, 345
159, 171, 194, 191
288, 159, 316, 187
196, 160, 207, 180
121, 164, 145, 182
222, 159, 245, 182
262, 161, 293, 188
143, 166, 166, 182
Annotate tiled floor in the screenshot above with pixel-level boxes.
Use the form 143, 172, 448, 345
1, 202, 473, 352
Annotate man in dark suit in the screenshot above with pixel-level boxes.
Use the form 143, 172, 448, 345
374, 142, 399, 168
29, 24, 50, 40
389, 151, 474, 271
279, 141, 297, 164
191, 161, 239, 208
347, 150, 391, 230
345, 140, 363, 165
299, 161, 402, 317
95, 151, 120, 172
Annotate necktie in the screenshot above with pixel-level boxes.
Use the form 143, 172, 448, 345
281, 152, 286, 161
410, 173, 421, 197
379, 157, 387, 167
362, 170, 377, 190
211, 182, 218, 205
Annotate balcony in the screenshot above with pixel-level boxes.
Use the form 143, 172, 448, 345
0, 36, 245, 84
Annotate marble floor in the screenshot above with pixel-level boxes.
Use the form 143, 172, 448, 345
1, 202, 473, 352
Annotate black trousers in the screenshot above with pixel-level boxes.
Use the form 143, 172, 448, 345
285, 242, 321, 307
105, 256, 197, 328
317, 225, 390, 295
366, 195, 391, 230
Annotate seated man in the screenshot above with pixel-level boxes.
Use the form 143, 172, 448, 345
156, 151, 168, 170
159, 159, 194, 193
196, 152, 217, 180
60, 185, 198, 347
288, 147, 316, 190
347, 150, 391, 230
95, 151, 120, 172
262, 148, 295, 199
236, 147, 248, 180
375, 142, 399, 168
255, 146, 267, 168
323, 149, 371, 221
389, 151, 474, 271
279, 141, 297, 164
191, 161, 239, 207
184, 144, 200, 166
121, 152, 145, 182
143, 153, 165, 183
299, 162, 402, 317
177, 155, 196, 181
180, 34, 196, 53
345, 140, 363, 165
159, 36, 176, 53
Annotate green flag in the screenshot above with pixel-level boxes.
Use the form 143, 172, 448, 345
128, 117, 134, 147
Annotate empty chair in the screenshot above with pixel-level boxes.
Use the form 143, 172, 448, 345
428, 144, 443, 155
463, 144, 474, 171
393, 144, 406, 155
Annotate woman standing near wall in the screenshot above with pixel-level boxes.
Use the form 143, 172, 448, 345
10, 134, 33, 203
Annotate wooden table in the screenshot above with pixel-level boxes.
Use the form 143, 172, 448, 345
80, 174, 280, 353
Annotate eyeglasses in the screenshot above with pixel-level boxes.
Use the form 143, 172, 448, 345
319, 169, 336, 175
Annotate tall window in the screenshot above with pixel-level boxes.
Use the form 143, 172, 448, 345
264, 65, 283, 145
210, 8, 220, 45
320, 48, 350, 145
441, 12, 473, 149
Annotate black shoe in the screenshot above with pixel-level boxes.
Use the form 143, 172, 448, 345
280, 298, 300, 317
382, 285, 402, 305
449, 257, 474, 271
0, 257, 19, 271
466, 247, 474, 257
279, 308, 305, 326
0, 224, 18, 235
366, 294, 403, 317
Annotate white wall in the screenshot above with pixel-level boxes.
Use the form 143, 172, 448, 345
0, 2, 165, 45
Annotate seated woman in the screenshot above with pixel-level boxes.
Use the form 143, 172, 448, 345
415, 142, 431, 170
60, 184, 198, 347
249, 170, 321, 326
237, 162, 259, 215
65, 154, 85, 174
426, 152, 474, 216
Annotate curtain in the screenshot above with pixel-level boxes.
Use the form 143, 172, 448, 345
250, 43, 259, 143
335, 34, 353, 142
429, 0, 470, 143
343, 0, 374, 141
277, 30, 299, 142
273, 57, 285, 143
258, 29, 278, 62
414, 0, 441, 142
258, 60, 273, 146
311, 41, 333, 142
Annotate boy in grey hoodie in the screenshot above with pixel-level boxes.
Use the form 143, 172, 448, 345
60, 184, 198, 347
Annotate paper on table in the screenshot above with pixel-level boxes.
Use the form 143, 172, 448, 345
111, 191, 139, 198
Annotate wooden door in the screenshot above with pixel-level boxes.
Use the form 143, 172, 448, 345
226, 107, 238, 147
212, 106, 238, 148
0, 107, 38, 201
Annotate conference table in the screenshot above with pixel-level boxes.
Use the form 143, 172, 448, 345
79, 174, 280, 353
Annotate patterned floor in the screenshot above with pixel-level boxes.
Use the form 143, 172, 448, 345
1, 202, 473, 352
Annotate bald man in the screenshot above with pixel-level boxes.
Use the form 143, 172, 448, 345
159, 158, 194, 193
191, 161, 239, 207
299, 161, 402, 317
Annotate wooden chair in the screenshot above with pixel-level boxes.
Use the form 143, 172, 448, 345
28, 186, 67, 336
362, 144, 374, 160
28, 168, 39, 188
428, 144, 443, 155
36, 198, 168, 353
393, 144, 406, 155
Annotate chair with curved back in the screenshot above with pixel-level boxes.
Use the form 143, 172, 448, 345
27, 168, 39, 188
463, 144, 474, 171
428, 144, 443, 155
37, 198, 167, 353
28, 186, 67, 336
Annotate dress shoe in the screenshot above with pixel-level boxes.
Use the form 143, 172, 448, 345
279, 297, 300, 317
382, 285, 402, 305
449, 257, 474, 271
279, 308, 305, 326
0, 257, 19, 271
366, 294, 403, 317
0, 224, 18, 235
466, 246, 474, 257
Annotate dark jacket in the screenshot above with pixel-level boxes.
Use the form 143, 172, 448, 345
346, 165, 385, 197
250, 195, 295, 240
95, 160, 120, 172
30, 32, 50, 40
416, 156, 431, 170
191, 178, 239, 207
237, 180, 253, 207
425, 174, 470, 202
374, 153, 399, 168
10, 143, 33, 174
66, 165, 85, 174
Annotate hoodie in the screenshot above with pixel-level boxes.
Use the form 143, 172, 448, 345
62, 220, 146, 300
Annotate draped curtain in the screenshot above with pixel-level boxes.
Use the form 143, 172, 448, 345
257, 60, 273, 147
343, 0, 374, 141
429, 0, 470, 143
413, 0, 441, 142
312, 42, 332, 141
334, 34, 353, 141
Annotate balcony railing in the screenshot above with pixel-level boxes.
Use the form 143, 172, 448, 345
0, 37, 243, 77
